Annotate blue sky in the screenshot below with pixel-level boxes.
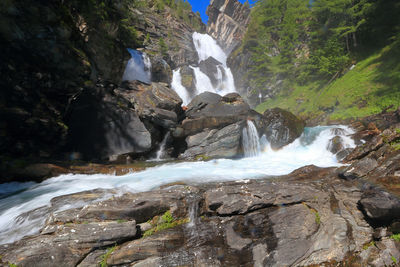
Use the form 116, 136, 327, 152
188, 0, 254, 24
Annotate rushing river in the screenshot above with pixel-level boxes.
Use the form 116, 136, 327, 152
0, 125, 355, 245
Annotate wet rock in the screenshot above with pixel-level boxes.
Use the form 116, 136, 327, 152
179, 122, 243, 159
359, 188, 400, 226
327, 136, 345, 154
344, 134, 384, 162
258, 108, 306, 150
199, 56, 225, 87
150, 56, 172, 84
179, 66, 197, 99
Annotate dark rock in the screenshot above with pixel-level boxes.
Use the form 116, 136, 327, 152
258, 108, 305, 150
150, 56, 172, 84
179, 122, 243, 159
327, 136, 344, 154
179, 66, 197, 100
199, 56, 224, 87
66, 86, 152, 160
182, 92, 250, 137
359, 188, 400, 226
0, 221, 137, 267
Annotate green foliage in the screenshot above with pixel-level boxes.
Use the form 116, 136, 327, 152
392, 256, 398, 264
362, 241, 375, 250
314, 211, 321, 225
143, 210, 189, 238
8, 263, 18, 267
391, 233, 400, 241
99, 245, 117, 267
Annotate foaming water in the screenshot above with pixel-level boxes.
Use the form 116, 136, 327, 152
122, 49, 151, 83
171, 33, 237, 105
0, 125, 354, 244
243, 121, 261, 157
192, 32, 227, 65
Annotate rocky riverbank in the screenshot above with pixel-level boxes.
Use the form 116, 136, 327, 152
1, 110, 400, 266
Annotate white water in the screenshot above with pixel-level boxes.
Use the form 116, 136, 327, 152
154, 132, 170, 161
171, 33, 237, 105
122, 48, 152, 83
0, 125, 355, 245
242, 121, 261, 157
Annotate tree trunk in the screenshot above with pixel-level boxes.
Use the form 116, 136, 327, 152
346, 34, 350, 53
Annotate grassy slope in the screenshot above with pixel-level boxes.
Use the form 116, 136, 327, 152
256, 43, 400, 123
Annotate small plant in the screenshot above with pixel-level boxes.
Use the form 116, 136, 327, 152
143, 210, 189, 238
396, 128, 400, 134
392, 255, 397, 264
8, 263, 18, 267
99, 245, 117, 267
314, 211, 321, 225
390, 233, 400, 241
362, 241, 375, 250
116, 219, 128, 224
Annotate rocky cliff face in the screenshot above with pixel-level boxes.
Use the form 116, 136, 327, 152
206, 0, 250, 54
0, 0, 204, 171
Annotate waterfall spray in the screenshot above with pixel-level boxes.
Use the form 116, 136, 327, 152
242, 120, 261, 157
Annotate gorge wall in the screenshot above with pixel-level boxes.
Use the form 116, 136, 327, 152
206, 0, 250, 55
0, 0, 205, 178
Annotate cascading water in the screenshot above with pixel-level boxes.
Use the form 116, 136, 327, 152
242, 120, 261, 157
0, 125, 355, 245
171, 32, 237, 105
154, 132, 170, 161
122, 48, 152, 84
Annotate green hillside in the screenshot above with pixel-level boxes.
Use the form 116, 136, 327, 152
256, 40, 400, 122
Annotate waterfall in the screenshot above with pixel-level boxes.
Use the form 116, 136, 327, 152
171, 32, 237, 105
242, 120, 261, 157
122, 49, 151, 84
155, 132, 170, 161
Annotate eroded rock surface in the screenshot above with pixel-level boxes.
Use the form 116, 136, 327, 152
1, 167, 399, 267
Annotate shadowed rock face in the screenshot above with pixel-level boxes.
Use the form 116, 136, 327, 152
1, 166, 399, 266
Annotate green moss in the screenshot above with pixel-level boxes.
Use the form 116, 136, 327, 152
116, 219, 127, 224
8, 263, 18, 267
99, 245, 117, 267
314, 211, 321, 225
396, 128, 400, 134
143, 210, 189, 238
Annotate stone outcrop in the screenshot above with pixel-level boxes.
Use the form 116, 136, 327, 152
0, 0, 205, 177
1, 166, 400, 266
206, 0, 251, 54
256, 107, 306, 150
66, 81, 183, 161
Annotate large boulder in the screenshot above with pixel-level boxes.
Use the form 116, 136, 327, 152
116, 81, 183, 130
179, 122, 243, 160
176, 92, 252, 159
65, 86, 152, 161
257, 108, 305, 150
150, 56, 172, 84
359, 188, 400, 226
180, 92, 251, 137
